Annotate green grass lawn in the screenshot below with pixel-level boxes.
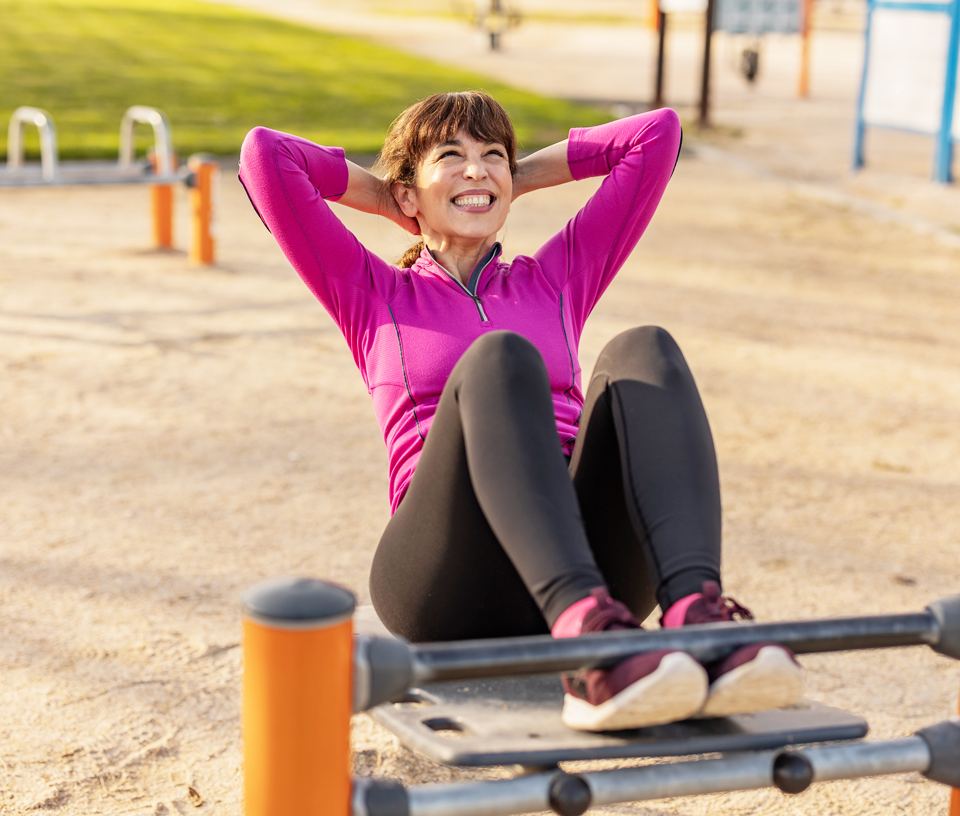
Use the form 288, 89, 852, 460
0, 0, 609, 161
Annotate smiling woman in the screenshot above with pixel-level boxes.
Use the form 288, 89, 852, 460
239, 91, 805, 733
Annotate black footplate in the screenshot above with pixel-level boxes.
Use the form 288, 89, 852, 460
371, 674, 869, 767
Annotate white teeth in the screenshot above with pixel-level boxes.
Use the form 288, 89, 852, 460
453, 195, 492, 207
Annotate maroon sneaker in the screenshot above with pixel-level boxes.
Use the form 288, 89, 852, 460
662, 581, 804, 718
561, 590, 707, 731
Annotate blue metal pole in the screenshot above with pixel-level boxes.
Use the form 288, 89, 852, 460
852, 0, 875, 171
935, 0, 960, 182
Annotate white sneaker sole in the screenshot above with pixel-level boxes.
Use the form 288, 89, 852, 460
561, 652, 708, 732
700, 645, 804, 718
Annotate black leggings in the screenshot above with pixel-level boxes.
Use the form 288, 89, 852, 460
369, 327, 722, 643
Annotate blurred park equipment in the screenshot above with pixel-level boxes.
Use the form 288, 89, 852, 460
1, 105, 218, 263
454, 0, 522, 49
243, 576, 960, 816
852, 0, 959, 183
655, 0, 813, 124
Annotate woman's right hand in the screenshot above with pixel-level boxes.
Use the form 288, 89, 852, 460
380, 189, 421, 236
340, 160, 420, 235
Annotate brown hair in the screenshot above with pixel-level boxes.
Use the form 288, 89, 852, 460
375, 91, 518, 268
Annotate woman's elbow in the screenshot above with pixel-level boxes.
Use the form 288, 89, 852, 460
240, 126, 273, 164
654, 108, 682, 152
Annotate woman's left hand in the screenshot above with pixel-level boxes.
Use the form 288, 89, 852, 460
512, 140, 573, 201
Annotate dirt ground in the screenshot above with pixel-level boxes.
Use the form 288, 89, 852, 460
3, 4, 960, 815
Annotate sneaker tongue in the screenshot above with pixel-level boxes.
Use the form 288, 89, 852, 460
702, 581, 722, 605
582, 593, 642, 633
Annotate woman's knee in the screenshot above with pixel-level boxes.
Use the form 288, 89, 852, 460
597, 326, 689, 389
458, 331, 546, 384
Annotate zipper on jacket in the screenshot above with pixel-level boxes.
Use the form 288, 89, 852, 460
429, 243, 501, 323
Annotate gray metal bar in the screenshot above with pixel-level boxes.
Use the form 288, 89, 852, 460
803, 737, 931, 783
0, 171, 181, 188
406, 774, 549, 816
584, 751, 775, 806
384, 736, 934, 815
410, 610, 942, 683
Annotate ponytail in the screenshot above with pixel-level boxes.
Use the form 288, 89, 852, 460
399, 240, 425, 269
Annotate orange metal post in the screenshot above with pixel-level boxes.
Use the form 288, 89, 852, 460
148, 150, 176, 249
798, 0, 813, 97
242, 578, 355, 816
644, 0, 660, 30
951, 677, 960, 816
188, 154, 218, 265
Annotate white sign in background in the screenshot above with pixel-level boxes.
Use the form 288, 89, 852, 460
658, 0, 801, 31
862, 8, 951, 135
659, 0, 708, 14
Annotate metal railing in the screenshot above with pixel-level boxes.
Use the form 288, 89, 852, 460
2, 105, 178, 186
6, 107, 59, 181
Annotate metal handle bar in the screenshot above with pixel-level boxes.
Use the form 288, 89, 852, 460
119, 106, 174, 176
354, 596, 960, 711
410, 597, 960, 684
6, 107, 59, 181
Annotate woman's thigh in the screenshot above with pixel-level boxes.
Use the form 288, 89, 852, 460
369, 339, 551, 643
570, 382, 659, 623
570, 325, 721, 620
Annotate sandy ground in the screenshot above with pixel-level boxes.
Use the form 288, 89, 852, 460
3, 2, 960, 815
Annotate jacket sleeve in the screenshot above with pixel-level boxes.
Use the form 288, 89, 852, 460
238, 127, 397, 328
534, 108, 682, 332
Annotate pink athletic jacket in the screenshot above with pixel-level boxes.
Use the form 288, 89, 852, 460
239, 108, 681, 512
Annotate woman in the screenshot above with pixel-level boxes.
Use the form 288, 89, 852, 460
239, 91, 803, 732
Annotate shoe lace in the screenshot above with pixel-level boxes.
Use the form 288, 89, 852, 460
702, 581, 754, 622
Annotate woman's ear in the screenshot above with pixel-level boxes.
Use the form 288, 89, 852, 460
392, 182, 419, 217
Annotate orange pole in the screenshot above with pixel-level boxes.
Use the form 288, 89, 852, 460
242, 578, 355, 816
644, 0, 659, 30
188, 154, 218, 265
798, 0, 813, 97
951, 677, 960, 816
148, 150, 176, 249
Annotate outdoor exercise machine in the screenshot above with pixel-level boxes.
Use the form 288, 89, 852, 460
241, 576, 960, 816
654, 0, 813, 124
0, 105, 218, 263
471, 0, 521, 51
852, 0, 960, 183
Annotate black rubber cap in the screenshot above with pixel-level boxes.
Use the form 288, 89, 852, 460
917, 718, 960, 787
364, 778, 410, 816
242, 577, 356, 626
927, 596, 960, 660
773, 751, 813, 795
548, 771, 591, 816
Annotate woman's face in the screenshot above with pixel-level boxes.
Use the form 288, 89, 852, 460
393, 131, 513, 251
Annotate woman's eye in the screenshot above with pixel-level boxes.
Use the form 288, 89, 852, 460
486, 149, 506, 158
440, 150, 460, 159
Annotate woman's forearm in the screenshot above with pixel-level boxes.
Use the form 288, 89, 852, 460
336, 161, 390, 215
512, 140, 573, 200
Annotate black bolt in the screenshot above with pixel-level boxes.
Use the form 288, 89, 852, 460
548, 771, 591, 816
773, 752, 813, 795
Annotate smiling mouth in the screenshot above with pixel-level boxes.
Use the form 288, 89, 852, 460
453, 194, 493, 208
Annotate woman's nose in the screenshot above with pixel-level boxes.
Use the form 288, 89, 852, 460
464, 158, 488, 179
